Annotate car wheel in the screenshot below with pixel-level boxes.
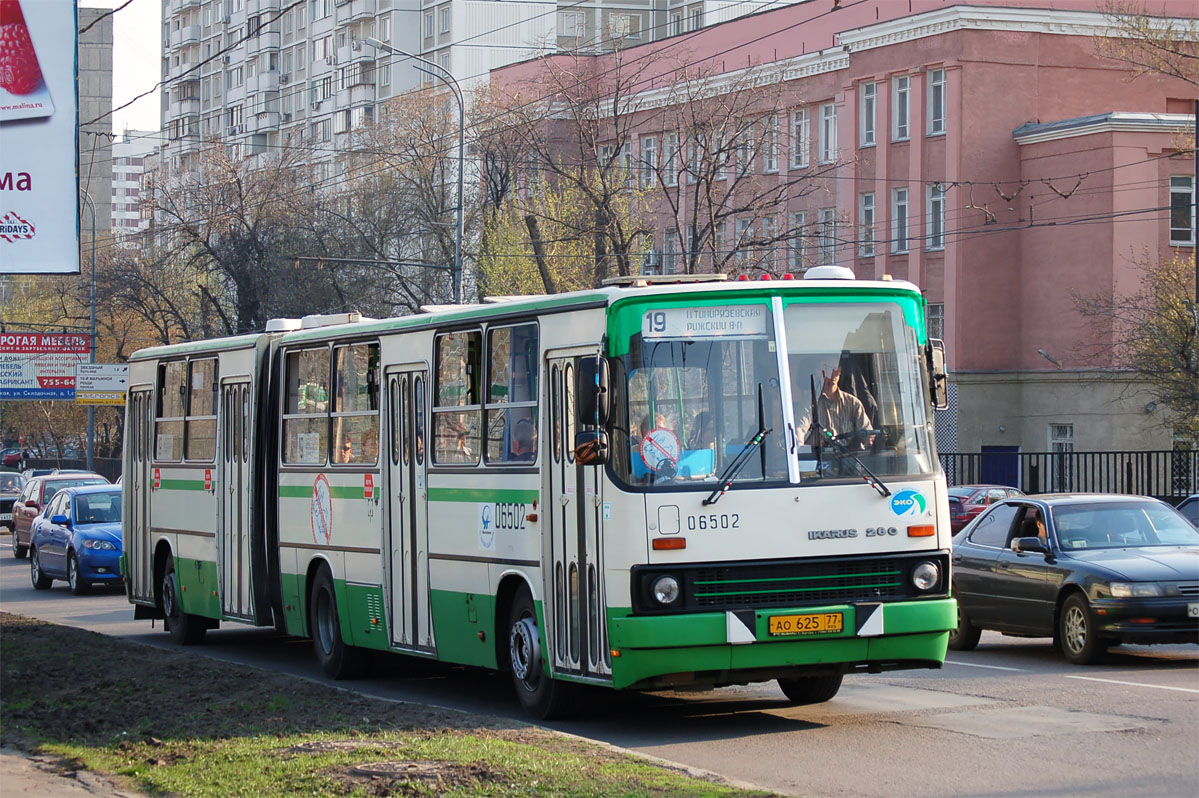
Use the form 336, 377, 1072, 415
161, 554, 206, 645
947, 606, 982, 651
309, 567, 368, 679
30, 547, 52, 590
67, 551, 90, 595
1059, 594, 1107, 665
777, 672, 844, 705
12, 530, 27, 559
508, 585, 574, 719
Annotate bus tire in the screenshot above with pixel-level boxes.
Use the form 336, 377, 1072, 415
777, 672, 844, 705
947, 607, 982, 651
508, 585, 573, 720
310, 567, 368, 679
162, 554, 207, 645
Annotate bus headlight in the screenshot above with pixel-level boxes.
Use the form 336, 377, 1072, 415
652, 575, 681, 605
911, 561, 939, 591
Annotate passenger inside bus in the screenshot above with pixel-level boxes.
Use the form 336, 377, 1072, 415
510, 417, 537, 462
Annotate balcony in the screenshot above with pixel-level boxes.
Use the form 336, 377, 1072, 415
171, 25, 201, 47
169, 98, 201, 119
350, 84, 375, 105
247, 70, 280, 93
248, 30, 281, 55
335, 0, 376, 25
248, 0, 281, 12
169, 61, 195, 81
250, 111, 281, 130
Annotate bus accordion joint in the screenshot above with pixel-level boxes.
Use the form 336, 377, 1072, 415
908, 525, 935, 537
652, 537, 686, 550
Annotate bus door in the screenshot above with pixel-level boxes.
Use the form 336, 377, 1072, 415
545, 352, 611, 680
217, 379, 254, 620
126, 389, 154, 604
385, 367, 434, 652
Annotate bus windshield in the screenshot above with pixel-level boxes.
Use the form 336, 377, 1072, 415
610, 300, 936, 489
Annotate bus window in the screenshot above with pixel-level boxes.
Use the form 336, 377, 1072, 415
185, 358, 218, 461
332, 342, 379, 465
282, 348, 330, 464
433, 330, 481, 465
155, 360, 185, 461
485, 323, 538, 464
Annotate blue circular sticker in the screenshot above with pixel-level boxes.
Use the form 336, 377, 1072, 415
890, 489, 927, 517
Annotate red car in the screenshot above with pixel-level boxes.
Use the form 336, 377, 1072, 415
948, 484, 1024, 534
10, 472, 108, 559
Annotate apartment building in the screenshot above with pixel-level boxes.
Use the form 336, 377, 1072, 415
111, 131, 160, 237
80, 6, 114, 235
491, 0, 1197, 454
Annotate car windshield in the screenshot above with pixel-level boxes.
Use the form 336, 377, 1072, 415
1052, 501, 1199, 549
44, 479, 105, 502
0, 475, 22, 492
75, 492, 121, 524
948, 488, 978, 500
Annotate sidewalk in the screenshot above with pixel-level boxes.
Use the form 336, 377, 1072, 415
0, 747, 143, 797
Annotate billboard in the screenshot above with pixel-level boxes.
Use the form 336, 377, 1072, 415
0, 332, 90, 400
0, 0, 79, 274
75, 363, 128, 405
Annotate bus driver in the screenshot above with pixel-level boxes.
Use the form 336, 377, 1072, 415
794, 359, 875, 450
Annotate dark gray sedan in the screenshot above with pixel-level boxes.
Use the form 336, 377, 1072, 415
949, 494, 1199, 664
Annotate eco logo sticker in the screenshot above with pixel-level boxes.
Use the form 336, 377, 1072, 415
890, 489, 927, 517
478, 503, 495, 550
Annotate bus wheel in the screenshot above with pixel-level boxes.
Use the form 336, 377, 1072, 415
309, 567, 368, 679
777, 672, 844, 705
508, 586, 573, 720
162, 554, 206, 645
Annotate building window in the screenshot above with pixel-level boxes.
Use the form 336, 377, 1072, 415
663, 132, 679, 187
790, 211, 807, 270
664, 228, 679, 274
559, 10, 584, 37
640, 135, 657, 187
791, 107, 809, 168
926, 303, 944, 340
669, 12, 682, 36
423, 12, 433, 38
1170, 175, 1194, 245
762, 115, 779, 173
689, 8, 703, 31
859, 193, 875, 257
926, 184, 946, 250
892, 75, 910, 141
1050, 424, 1074, 492
859, 82, 876, 147
818, 102, 836, 164
762, 215, 778, 269
610, 12, 640, 39
735, 219, 751, 264
927, 68, 946, 135
891, 188, 909, 253
439, 6, 450, 33
817, 207, 837, 265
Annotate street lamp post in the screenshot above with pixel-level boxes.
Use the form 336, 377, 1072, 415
366, 37, 464, 305
81, 191, 97, 473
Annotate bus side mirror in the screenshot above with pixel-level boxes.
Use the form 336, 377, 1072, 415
576, 355, 611, 426
574, 430, 609, 466
927, 339, 948, 410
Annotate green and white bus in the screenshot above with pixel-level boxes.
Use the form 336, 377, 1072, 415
122, 267, 955, 718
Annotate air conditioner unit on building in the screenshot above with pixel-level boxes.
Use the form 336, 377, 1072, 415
227, 125, 242, 135
223, 54, 231, 63
311, 101, 321, 110
222, 14, 231, 24
324, 55, 336, 65
283, 112, 292, 121
351, 39, 362, 51
280, 74, 290, 83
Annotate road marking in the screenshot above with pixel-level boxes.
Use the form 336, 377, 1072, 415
944, 660, 1025, 672
1064, 675, 1199, 694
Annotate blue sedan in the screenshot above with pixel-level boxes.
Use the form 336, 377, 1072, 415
29, 485, 122, 595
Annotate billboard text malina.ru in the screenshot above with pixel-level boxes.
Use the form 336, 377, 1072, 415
0, 0, 78, 274
0, 332, 90, 400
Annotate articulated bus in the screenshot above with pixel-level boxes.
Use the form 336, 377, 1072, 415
122, 267, 954, 718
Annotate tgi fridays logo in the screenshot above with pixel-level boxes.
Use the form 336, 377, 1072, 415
0, 212, 34, 242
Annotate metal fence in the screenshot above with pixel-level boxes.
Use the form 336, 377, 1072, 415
939, 450, 1198, 504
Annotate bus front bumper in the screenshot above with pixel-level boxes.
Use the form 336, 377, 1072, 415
606, 598, 956, 690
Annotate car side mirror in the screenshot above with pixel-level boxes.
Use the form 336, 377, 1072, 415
1012, 536, 1048, 554
926, 339, 948, 410
50, 514, 71, 527
576, 355, 611, 427
574, 430, 609, 466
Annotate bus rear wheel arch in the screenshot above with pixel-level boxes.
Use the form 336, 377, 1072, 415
308, 564, 369, 679
506, 584, 575, 719
160, 552, 208, 645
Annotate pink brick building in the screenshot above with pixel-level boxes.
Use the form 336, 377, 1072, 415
490, 0, 1196, 455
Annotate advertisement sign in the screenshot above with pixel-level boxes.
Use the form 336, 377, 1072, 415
0, 332, 90, 400
75, 363, 128, 405
0, 0, 79, 274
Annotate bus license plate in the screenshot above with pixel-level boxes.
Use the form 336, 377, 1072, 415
769, 612, 843, 636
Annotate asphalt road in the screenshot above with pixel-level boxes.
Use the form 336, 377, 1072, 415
2, 545, 1196, 798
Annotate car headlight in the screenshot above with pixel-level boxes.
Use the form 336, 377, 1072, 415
1108, 582, 1163, 598
651, 575, 681, 605
82, 539, 117, 551
911, 561, 940, 591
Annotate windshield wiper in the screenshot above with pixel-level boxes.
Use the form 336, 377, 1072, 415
704, 425, 771, 506
808, 374, 890, 498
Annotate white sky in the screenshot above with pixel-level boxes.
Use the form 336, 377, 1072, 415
82, 0, 161, 135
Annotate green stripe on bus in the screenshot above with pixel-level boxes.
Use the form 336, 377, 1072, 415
695, 580, 901, 597
278, 484, 370, 499
427, 487, 539, 504
158, 479, 207, 491
695, 570, 902, 586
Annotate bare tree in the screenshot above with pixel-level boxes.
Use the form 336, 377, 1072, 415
1096, 2, 1198, 88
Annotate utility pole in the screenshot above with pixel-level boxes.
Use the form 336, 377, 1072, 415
82, 191, 96, 473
